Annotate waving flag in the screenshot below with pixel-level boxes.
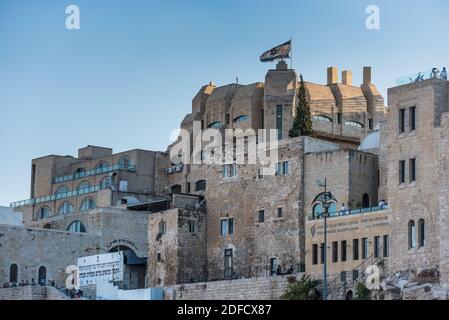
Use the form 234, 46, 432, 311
259, 40, 291, 62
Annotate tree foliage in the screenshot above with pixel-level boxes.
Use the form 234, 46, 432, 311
289, 74, 314, 138
355, 281, 371, 300
281, 274, 321, 300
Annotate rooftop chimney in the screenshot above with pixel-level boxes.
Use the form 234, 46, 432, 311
363, 66, 372, 84
327, 67, 338, 85
342, 70, 353, 86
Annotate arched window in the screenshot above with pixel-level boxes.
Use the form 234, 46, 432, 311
195, 180, 206, 192
74, 168, 86, 179
118, 156, 132, 169
9, 264, 18, 283
418, 219, 425, 247
345, 121, 364, 128
38, 266, 46, 285
233, 115, 249, 123
99, 177, 112, 190
362, 194, 370, 208
58, 201, 74, 215
77, 182, 91, 194
408, 220, 416, 249
313, 115, 332, 123
313, 203, 323, 219
37, 206, 51, 219
67, 220, 86, 233
80, 198, 96, 212
208, 121, 222, 129
95, 161, 109, 173
55, 186, 69, 195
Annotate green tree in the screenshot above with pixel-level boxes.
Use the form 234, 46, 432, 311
289, 74, 314, 138
281, 274, 321, 300
355, 282, 371, 300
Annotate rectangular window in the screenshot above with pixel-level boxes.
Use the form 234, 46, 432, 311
226, 114, 230, 125
228, 218, 234, 234
362, 238, 368, 259
188, 220, 197, 233
353, 239, 359, 260
374, 236, 381, 258
277, 207, 283, 218
341, 241, 347, 262
282, 161, 289, 175
369, 119, 373, 130
312, 244, 318, 265
220, 219, 227, 236
337, 113, 342, 124
399, 160, 406, 184
383, 235, 390, 257
159, 222, 166, 235
399, 108, 406, 133
276, 105, 283, 140
409, 158, 416, 182
341, 271, 347, 283
224, 249, 233, 279
409, 106, 416, 131
157, 252, 161, 262
320, 243, 325, 264
186, 182, 191, 193
332, 241, 338, 263
258, 210, 265, 223
270, 258, 277, 276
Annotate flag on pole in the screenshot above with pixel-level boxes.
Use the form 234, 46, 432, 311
259, 40, 292, 62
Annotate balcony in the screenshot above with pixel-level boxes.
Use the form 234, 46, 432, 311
10, 186, 102, 208
53, 163, 136, 184
309, 205, 389, 221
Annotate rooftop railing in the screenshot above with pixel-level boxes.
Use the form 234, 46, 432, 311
309, 205, 389, 221
396, 68, 447, 86
10, 186, 101, 208
53, 163, 136, 184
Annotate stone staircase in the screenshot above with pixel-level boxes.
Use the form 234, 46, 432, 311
0, 286, 71, 300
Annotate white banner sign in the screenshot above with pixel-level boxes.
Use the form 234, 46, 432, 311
77, 252, 124, 286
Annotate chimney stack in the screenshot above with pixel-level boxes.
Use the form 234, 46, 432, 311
363, 66, 372, 84
342, 70, 353, 86
327, 67, 338, 85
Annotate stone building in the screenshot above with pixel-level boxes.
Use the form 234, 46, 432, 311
10, 61, 449, 300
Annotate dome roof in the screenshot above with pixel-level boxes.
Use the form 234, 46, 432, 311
358, 130, 380, 150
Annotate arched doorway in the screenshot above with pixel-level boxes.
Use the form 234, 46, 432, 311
362, 193, 370, 208
108, 245, 147, 290
9, 264, 18, 283
38, 266, 47, 285
346, 290, 353, 300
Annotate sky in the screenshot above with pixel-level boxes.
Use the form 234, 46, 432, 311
0, 0, 448, 206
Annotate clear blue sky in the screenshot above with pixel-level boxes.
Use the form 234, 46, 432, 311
1, 0, 448, 205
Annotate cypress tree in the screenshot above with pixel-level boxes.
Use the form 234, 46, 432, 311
289, 74, 314, 138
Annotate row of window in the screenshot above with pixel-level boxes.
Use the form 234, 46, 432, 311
399, 158, 416, 184
206, 115, 249, 129
55, 177, 112, 195
312, 115, 366, 129
399, 106, 416, 133
408, 219, 425, 249
54, 156, 133, 183
311, 235, 390, 265
36, 198, 96, 219
258, 208, 283, 223
8, 264, 47, 285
